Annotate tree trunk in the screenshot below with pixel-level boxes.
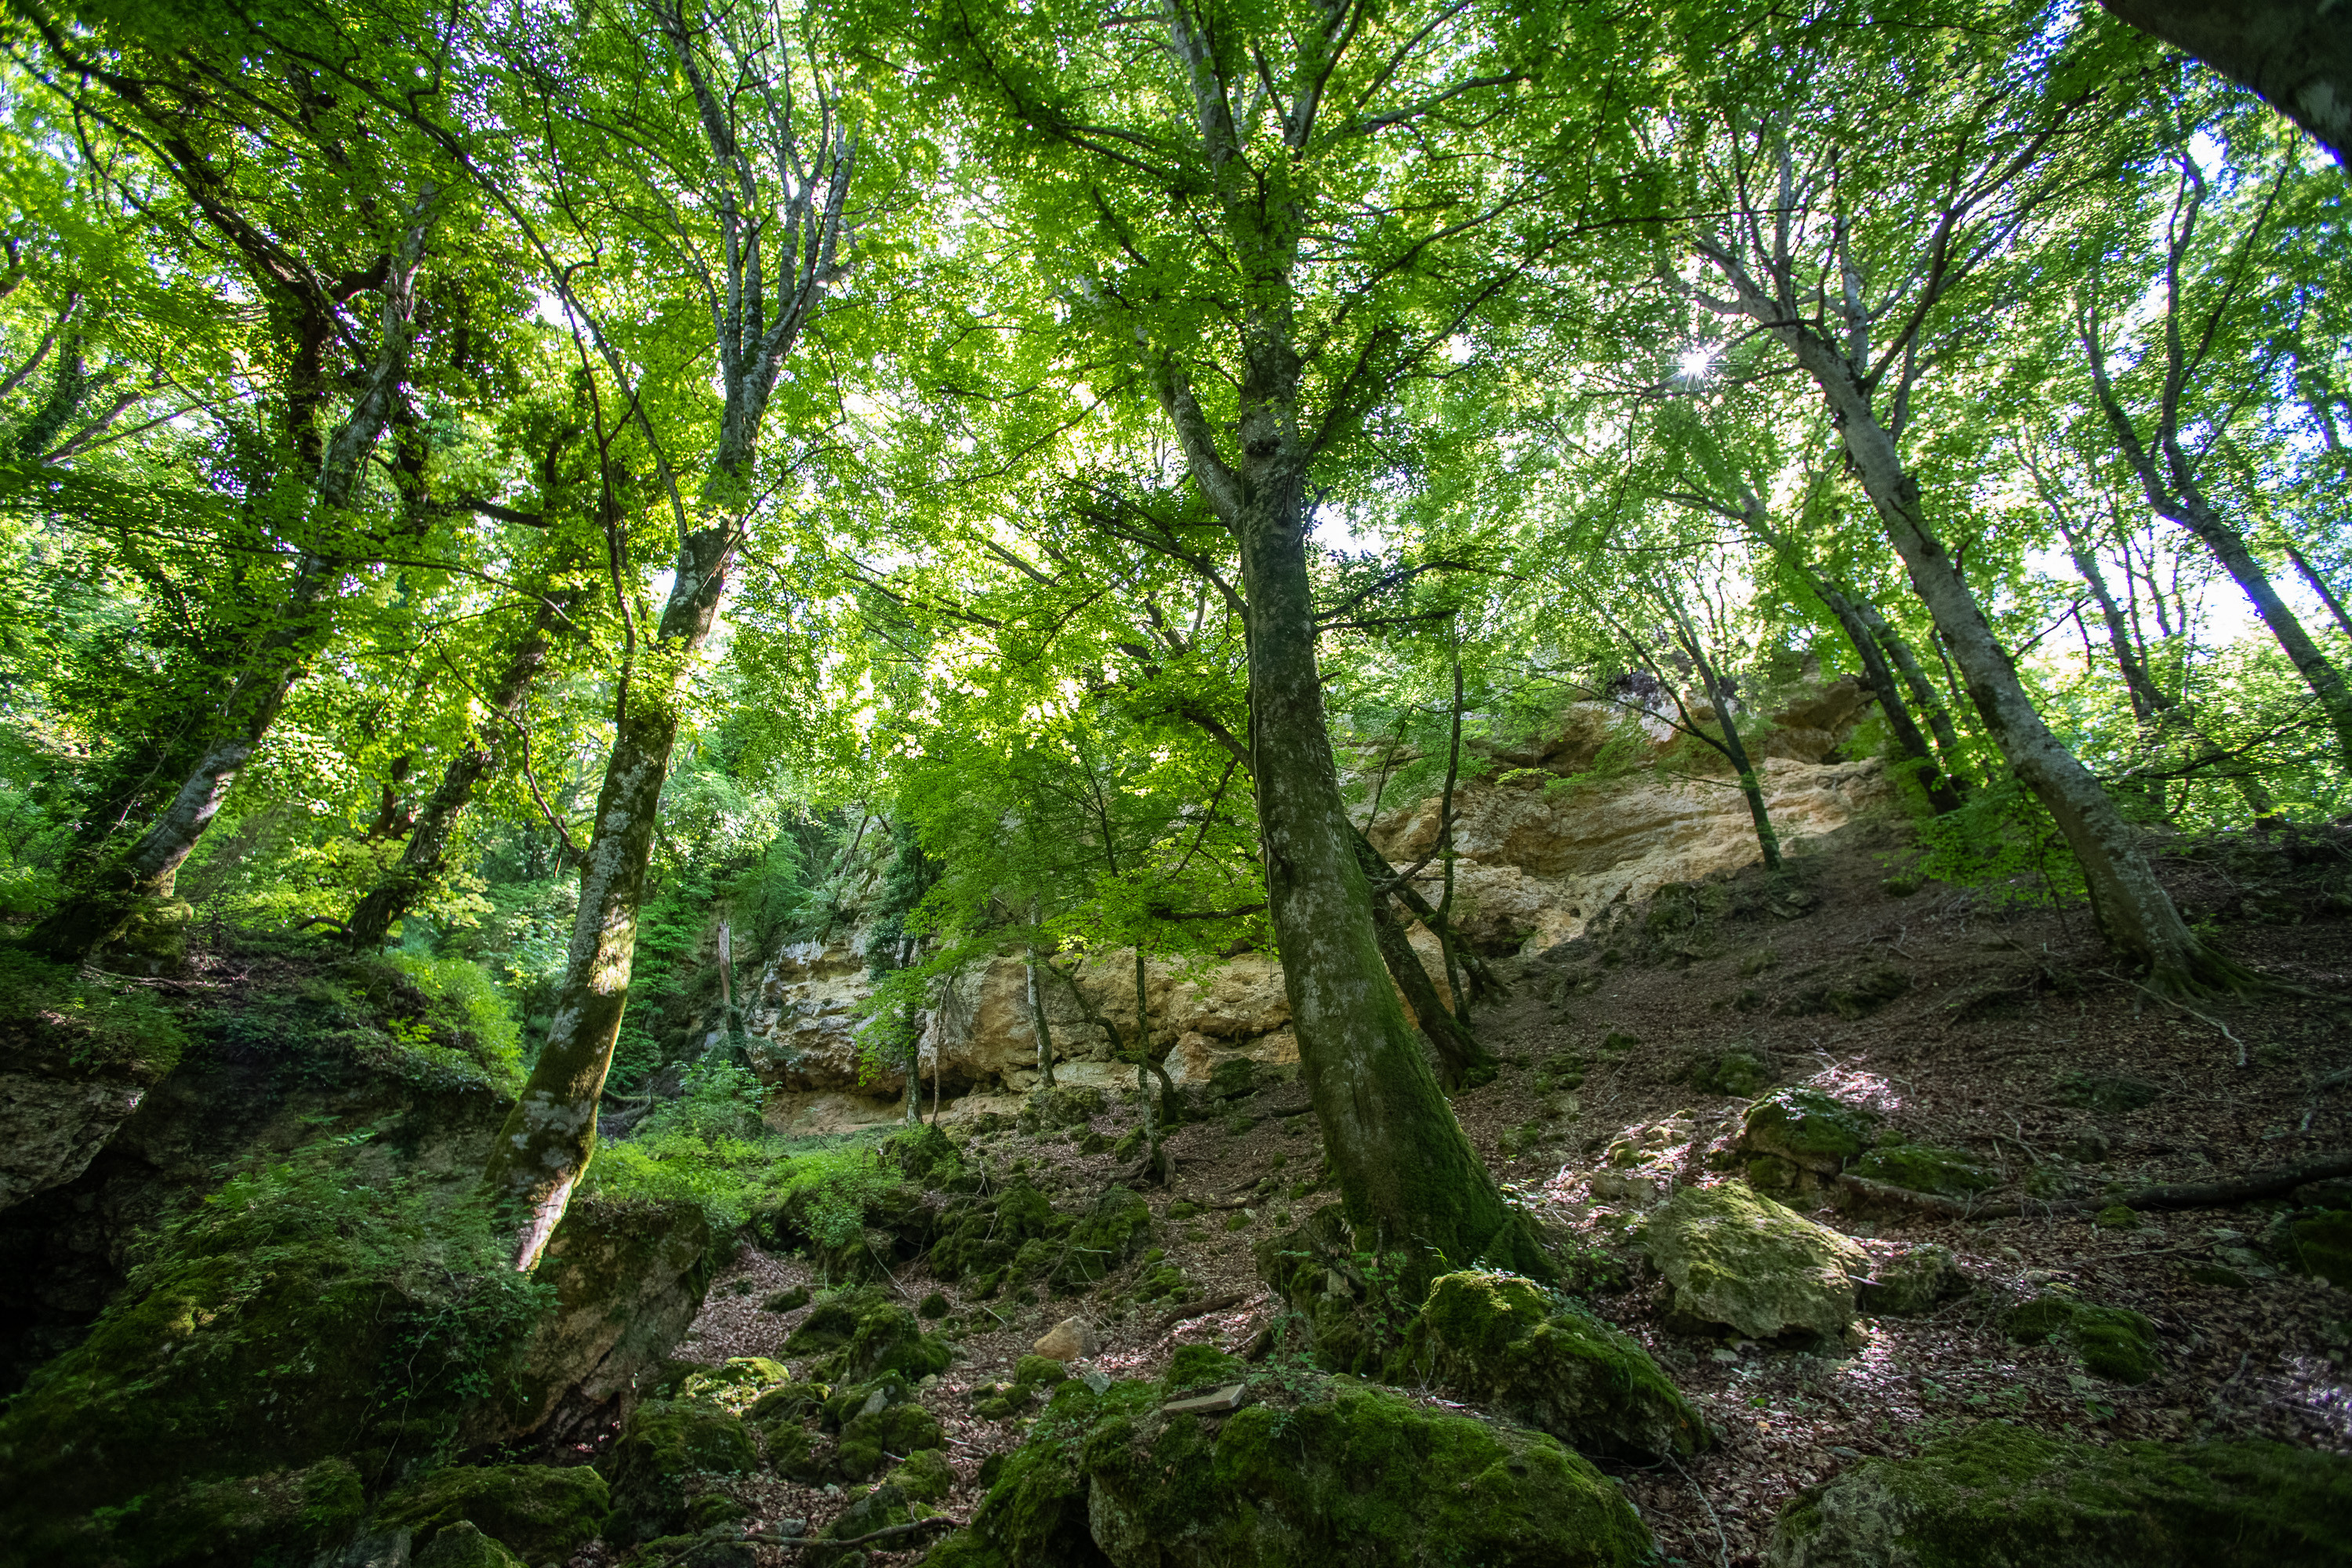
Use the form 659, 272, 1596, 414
1746, 510, 1962, 813
347, 590, 577, 949
1791, 339, 2245, 991
1853, 598, 1973, 793
1224, 467, 1538, 1270
2094, 0, 2350, 167
1348, 826, 1508, 1004
1368, 887, 1496, 1087
2167, 495, 2352, 771
1025, 946, 1057, 1087
2058, 523, 2275, 818
480, 523, 735, 1269
1672, 614, 1783, 871
2285, 542, 2352, 641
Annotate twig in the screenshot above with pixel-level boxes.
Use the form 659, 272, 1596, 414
755, 1515, 965, 1555
1668, 1455, 1730, 1568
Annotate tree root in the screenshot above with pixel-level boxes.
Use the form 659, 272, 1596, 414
1834, 1150, 2352, 1221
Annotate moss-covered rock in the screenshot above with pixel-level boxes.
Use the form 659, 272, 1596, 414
412, 1521, 528, 1568
921, 1371, 1653, 1568
376, 1464, 609, 1563
1739, 1089, 1878, 1178
1856, 1243, 1968, 1316
1410, 1272, 1708, 1460
1686, 1047, 1778, 1098
928, 1181, 1060, 1287
2282, 1210, 2352, 1288
1054, 1185, 1153, 1287
889, 1447, 956, 1504
882, 1122, 967, 1187
2002, 1294, 2161, 1385
782, 1287, 951, 1383
604, 1399, 757, 1543
98, 1458, 366, 1568
1848, 1142, 1998, 1196
1020, 1083, 1107, 1132
838, 1397, 947, 1482
1643, 1183, 1868, 1340
1766, 1421, 2352, 1566
677, 1356, 790, 1414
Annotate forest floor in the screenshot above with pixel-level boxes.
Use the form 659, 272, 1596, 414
596, 823, 2352, 1567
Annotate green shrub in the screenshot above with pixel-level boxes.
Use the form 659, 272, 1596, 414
0, 945, 187, 1075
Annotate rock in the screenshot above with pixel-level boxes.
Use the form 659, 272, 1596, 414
783, 1287, 951, 1383
823, 1374, 947, 1480
825, 1480, 911, 1544
375, 1464, 610, 1563
1766, 1421, 2352, 1566
1161, 1383, 1248, 1415
466, 1197, 714, 1448
678, 1356, 792, 1413
1686, 1046, 1778, 1098
762, 1284, 812, 1313
605, 1399, 758, 1542
1413, 1272, 1708, 1459
0, 953, 187, 1214
412, 1521, 528, 1568
2002, 1292, 2161, 1385
887, 1446, 956, 1503
1738, 1089, 1878, 1181
925, 1370, 1654, 1567
1643, 1182, 1869, 1340
1857, 1243, 1969, 1315
1846, 1141, 1998, 1197
1033, 1316, 1101, 1363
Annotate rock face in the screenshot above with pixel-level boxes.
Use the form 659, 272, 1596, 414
374, 1464, 610, 1565
0, 1041, 165, 1215
745, 688, 1896, 1102
1413, 1272, 1708, 1460
1766, 1421, 2352, 1566
924, 1367, 1655, 1568
1643, 1183, 1870, 1340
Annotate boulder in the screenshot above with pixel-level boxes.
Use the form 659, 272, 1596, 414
1033, 1316, 1101, 1363
677, 1357, 791, 1414
1738, 1089, 1878, 1184
1411, 1272, 1708, 1459
2002, 1292, 2161, 1385
2281, 1209, 2352, 1288
465, 1196, 715, 1447
412, 1522, 528, 1568
604, 1399, 757, 1543
0, 953, 187, 1214
1857, 1243, 1969, 1316
783, 1287, 952, 1384
1643, 1183, 1869, 1340
375, 1464, 609, 1563
922, 1369, 1654, 1568
1847, 1141, 1997, 1197
1766, 1421, 2352, 1566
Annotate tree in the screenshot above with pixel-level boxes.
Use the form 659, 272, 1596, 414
2094, 0, 2350, 166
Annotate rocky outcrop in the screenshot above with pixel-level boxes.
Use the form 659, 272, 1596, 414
0, 956, 187, 1214
1642, 1183, 1870, 1340
1767, 1421, 2352, 1567
744, 688, 1896, 1103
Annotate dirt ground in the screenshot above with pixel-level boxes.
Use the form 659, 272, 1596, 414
619, 824, 2352, 1566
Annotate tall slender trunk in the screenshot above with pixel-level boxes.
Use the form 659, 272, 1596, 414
2285, 542, 2352, 641
1853, 598, 1972, 793
1789, 339, 2242, 990
347, 590, 578, 949
1670, 612, 1782, 872
1367, 889, 1494, 1087
1348, 826, 1506, 1006
1747, 511, 1962, 813
480, 521, 736, 1269
2057, 522, 2274, 818
1025, 945, 1057, 1088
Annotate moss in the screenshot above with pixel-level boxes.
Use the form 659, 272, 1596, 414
761, 1284, 812, 1313
1848, 1143, 1998, 1196
375, 1464, 608, 1563
782, 1287, 950, 1382
1740, 1088, 1878, 1174
1016, 1355, 1072, 1388
1687, 1047, 1777, 1098
2282, 1210, 2352, 1288
881, 1123, 966, 1186
100, 1457, 367, 1568
2002, 1294, 2161, 1385
605, 1399, 757, 1542
677, 1357, 790, 1413
918, 1291, 950, 1319
1642, 1182, 1867, 1341
1020, 1083, 1107, 1132
1054, 1186, 1153, 1287
838, 1399, 946, 1481
889, 1448, 956, 1504
0, 946, 188, 1076
1766, 1420, 2352, 1566
930, 1181, 1056, 1284
412, 1521, 528, 1568
1163, 1345, 1247, 1392
0, 1163, 554, 1566
2094, 1204, 2144, 1229
935, 1372, 1652, 1566
1413, 1272, 1708, 1460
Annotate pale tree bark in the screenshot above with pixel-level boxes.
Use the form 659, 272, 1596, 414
1025, 901, 1058, 1087
481, 0, 855, 1268
347, 587, 583, 948
1853, 598, 1973, 790
2094, 0, 2350, 167
31, 207, 436, 962
1702, 234, 2244, 988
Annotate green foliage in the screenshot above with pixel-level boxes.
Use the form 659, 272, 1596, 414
0, 942, 186, 1073
580, 1063, 782, 1232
